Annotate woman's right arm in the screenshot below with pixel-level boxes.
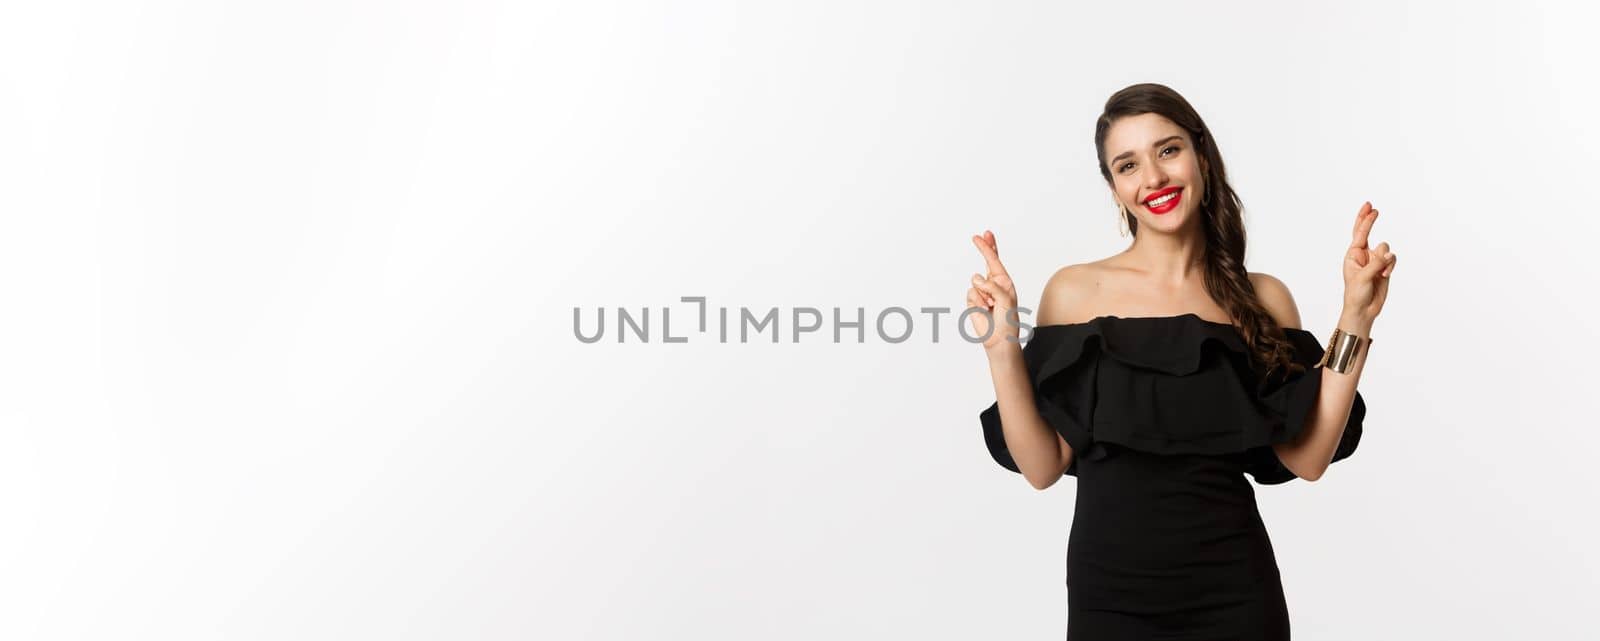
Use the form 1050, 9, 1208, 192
970, 233, 1078, 490
984, 342, 1071, 490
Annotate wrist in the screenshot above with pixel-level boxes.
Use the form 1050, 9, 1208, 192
1337, 308, 1375, 336
984, 339, 1023, 363
1321, 309, 1375, 373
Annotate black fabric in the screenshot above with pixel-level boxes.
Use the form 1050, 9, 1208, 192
977, 313, 1368, 639
978, 313, 1364, 485
1065, 443, 1291, 640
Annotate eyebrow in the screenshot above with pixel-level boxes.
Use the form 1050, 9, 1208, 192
1110, 135, 1184, 166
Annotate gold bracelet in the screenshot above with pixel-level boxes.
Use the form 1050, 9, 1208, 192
1317, 327, 1369, 374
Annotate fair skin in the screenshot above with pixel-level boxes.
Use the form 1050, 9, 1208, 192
966, 112, 1396, 490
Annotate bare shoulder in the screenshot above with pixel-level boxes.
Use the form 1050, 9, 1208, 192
1036, 263, 1099, 326
1249, 271, 1303, 330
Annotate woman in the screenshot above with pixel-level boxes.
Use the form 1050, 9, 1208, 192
968, 83, 1395, 639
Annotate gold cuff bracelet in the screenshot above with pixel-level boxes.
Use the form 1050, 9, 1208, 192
1317, 327, 1368, 374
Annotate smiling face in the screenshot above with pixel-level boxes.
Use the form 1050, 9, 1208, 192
1103, 112, 1207, 233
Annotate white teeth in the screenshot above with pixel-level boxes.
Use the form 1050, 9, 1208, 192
1147, 191, 1179, 207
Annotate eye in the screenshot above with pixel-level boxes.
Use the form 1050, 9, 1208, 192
1161, 145, 1180, 157
1118, 162, 1135, 173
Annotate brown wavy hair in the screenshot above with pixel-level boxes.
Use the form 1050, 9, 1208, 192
1093, 83, 1302, 385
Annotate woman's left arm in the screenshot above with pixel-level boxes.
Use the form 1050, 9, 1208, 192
1273, 201, 1396, 481
1273, 307, 1374, 481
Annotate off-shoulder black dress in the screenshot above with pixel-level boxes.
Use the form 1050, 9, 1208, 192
979, 314, 1365, 640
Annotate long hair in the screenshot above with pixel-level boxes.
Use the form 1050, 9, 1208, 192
1093, 83, 1301, 384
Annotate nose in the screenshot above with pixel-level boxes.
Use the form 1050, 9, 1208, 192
1143, 161, 1169, 190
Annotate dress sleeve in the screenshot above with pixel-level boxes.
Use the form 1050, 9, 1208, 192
1245, 328, 1367, 485
978, 327, 1099, 478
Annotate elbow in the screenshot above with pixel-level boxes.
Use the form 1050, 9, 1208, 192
1273, 443, 1327, 482
1024, 462, 1066, 491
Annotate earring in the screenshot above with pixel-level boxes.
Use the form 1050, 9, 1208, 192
1115, 201, 1131, 237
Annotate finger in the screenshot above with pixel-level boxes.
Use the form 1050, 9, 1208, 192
1346, 247, 1369, 268
1375, 262, 1392, 303
967, 285, 995, 310
972, 235, 1009, 278
972, 273, 1007, 300
985, 231, 1000, 286
1349, 201, 1370, 238
1355, 208, 1377, 250
1373, 241, 1390, 255
971, 273, 997, 296
1351, 202, 1375, 249
981, 233, 1005, 274
1369, 273, 1390, 310
966, 270, 1004, 292
972, 231, 998, 268
1361, 248, 1388, 280
1382, 252, 1397, 277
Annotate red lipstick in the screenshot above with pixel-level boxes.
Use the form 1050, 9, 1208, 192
1142, 186, 1182, 214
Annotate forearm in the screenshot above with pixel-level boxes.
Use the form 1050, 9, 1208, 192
1278, 307, 1373, 481
985, 343, 1066, 488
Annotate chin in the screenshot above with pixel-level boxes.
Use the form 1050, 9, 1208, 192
1139, 207, 1190, 231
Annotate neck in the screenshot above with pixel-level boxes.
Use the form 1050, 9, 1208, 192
1122, 223, 1209, 286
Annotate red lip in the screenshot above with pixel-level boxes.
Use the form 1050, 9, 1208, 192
1142, 187, 1182, 214
1142, 186, 1182, 204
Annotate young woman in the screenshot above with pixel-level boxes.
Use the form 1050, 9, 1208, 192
968, 83, 1395, 639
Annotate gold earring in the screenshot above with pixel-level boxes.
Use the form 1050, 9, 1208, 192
1115, 201, 1131, 237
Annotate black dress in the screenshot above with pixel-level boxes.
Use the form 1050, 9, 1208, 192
979, 313, 1365, 640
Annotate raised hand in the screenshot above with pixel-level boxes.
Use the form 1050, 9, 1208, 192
1342, 202, 1396, 322
968, 230, 1021, 350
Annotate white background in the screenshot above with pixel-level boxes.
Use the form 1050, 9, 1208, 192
3, 1, 1598, 639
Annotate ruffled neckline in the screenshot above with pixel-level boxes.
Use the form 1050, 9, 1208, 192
1037, 311, 1236, 329
979, 311, 1362, 485
1025, 312, 1327, 380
